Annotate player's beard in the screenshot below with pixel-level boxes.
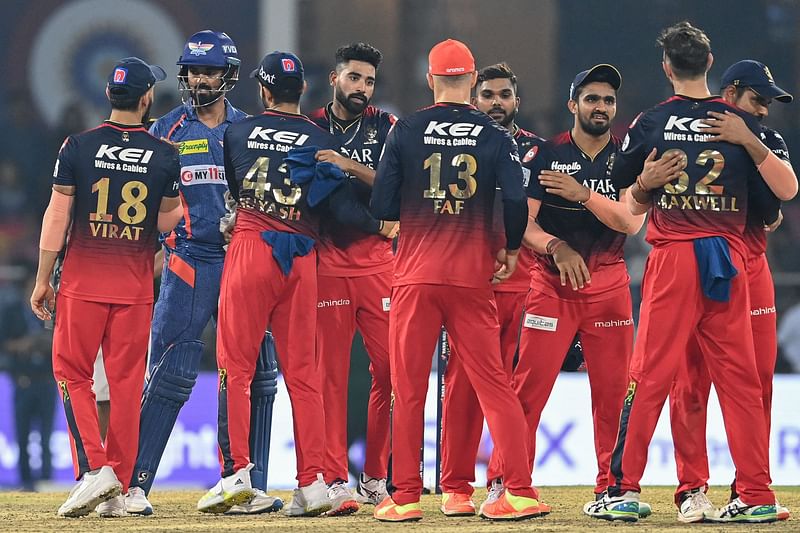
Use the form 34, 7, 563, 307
191, 82, 223, 107
489, 105, 517, 128
141, 100, 153, 125
578, 111, 611, 136
334, 84, 369, 116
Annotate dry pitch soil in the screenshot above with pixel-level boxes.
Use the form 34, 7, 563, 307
1, 486, 797, 532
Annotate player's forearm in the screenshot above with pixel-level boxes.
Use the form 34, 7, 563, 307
158, 198, 184, 233
345, 161, 376, 187
584, 190, 645, 235
523, 216, 557, 254
35, 249, 59, 285
39, 188, 73, 253
757, 151, 798, 201
625, 186, 650, 216
628, 180, 652, 211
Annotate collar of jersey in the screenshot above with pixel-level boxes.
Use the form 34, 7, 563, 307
567, 129, 613, 163
102, 120, 146, 131
326, 102, 361, 133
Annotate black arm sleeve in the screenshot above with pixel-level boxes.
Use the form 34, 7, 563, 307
223, 129, 239, 201
327, 180, 382, 233
371, 123, 403, 220
495, 132, 529, 250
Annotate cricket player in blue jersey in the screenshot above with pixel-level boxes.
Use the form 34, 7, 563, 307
126, 30, 282, 516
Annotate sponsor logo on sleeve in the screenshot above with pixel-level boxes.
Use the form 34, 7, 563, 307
522, 145, 539, 163
523, 313, 558, 331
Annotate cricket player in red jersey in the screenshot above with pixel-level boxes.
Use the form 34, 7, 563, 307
201, 50, 395, 516
438, 61, 545, 516
483, 64, 646, 509
308, 42, 397, 513
584, 22, 781, 523
669, 60, 796, 522
30, 57, 182, 517
371, 39, 541, 522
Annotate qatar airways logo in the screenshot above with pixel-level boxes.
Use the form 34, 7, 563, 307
550, 161, 581, 175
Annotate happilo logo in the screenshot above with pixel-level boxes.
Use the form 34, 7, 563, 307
95, 144, 154, 163
594, 317, 634, 328
180, 165, 226, 186
318, 299, 351, 308
523, 313, 558, 332
550, 161, 581, 175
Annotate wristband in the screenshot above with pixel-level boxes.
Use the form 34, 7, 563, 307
545, 237, 565, 256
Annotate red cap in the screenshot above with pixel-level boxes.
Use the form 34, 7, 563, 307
428, 39, 475, 76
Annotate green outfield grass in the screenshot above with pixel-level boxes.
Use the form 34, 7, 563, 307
1, 486, 797, 531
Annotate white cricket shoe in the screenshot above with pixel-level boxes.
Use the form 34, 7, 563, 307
354, 473, 388, 505
284, 473, 332, 517
226, 488, 284, 514
96, 494, 126, 517
776, 500, 790, 521
197, 463, 255, 514
485, 479, 504, 506
326, 480, 359, 516
677, 488, 713, 523
704, 497, 777, 523
125, 487, 153, 516
58, 465, 122, 518
583, 490, 640, 522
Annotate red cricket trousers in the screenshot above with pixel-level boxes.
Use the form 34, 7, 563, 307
485, 288, 633, 492
52, 293, 151, 492
216, 231, 324, 486
389, 284, 536, 505
670, 252, 776, 502
316, 270, 392, 482
607, 241, 773, 505
439, 290, 525, 495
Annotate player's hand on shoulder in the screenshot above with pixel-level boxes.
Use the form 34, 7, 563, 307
492, 248, 519, 284
639, 148, 684, 191
30, 282, 55, 321
379, 220, 399, 239
702, 110, 754, 146
551, 243, 591, 290
538, 170, 590, 203
316, 149, 351, 173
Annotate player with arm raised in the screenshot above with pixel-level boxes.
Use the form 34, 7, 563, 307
308, 42, 397, 513
371, 39, 542, 522
668, 60, 795, 522
30, 57, 181, 518
197, 51, 393, 517
583, 22, 777, 524
437, 61, 546, 516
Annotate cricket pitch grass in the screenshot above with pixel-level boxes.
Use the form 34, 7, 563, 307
1, 486, 797, 531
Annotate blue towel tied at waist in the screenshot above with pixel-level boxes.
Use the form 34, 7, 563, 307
261, 231, 314, 275
693, 236, 738, 302
285, 145, 347, 207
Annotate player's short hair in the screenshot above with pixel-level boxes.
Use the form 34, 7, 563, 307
432, 72, 473, 88
657, 21, 711, 80
109, 94, 142, 112
477, 62, 517, 93
335, 42, 383, 71
267, 84, 303, 106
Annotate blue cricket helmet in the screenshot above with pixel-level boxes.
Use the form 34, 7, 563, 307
177, 30, 240, 107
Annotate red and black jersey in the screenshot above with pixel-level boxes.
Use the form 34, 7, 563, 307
610, 95, 768, 255
744, 126, 789, 258
223, 110, 341, 239
309, 104, 397, 276
526, 130, 628, 301
371, 103, 527, 289
495, 126, 546, 293
53, 121, 180, 304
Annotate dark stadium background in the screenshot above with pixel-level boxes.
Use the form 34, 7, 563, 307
0, 0, 799, 489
